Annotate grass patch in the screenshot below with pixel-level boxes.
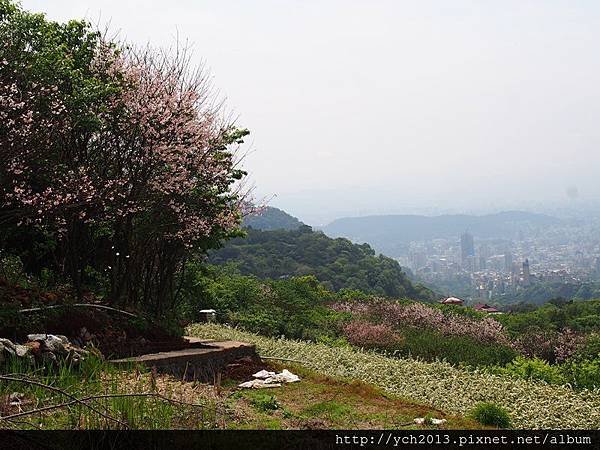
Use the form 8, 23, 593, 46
0, 354, 222, 430
302, 400, 352, 420
227, 360, 481, 430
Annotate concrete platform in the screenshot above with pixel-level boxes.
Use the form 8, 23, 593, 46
110, 337, 257, 381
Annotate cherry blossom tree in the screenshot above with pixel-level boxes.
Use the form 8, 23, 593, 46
0, 1, 251, 313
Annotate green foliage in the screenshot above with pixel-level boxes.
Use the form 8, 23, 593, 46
208, 226, 435, 300
574, 333, 600, 361
0, 254, 29, 286
561, 358, 600, 390
249, 393, 280, 412
558, 335, 600, 389
498, 300, 600, 335
470, 403, 512, 429
182, 264, 344, 341
493, 357, 566, 385
507, 282, 600, 305
0, 354, 216, 429
397, 328, 517, 367
302, 400, 352, 420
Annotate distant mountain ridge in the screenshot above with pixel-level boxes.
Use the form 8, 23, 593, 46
322, 211, 560, 256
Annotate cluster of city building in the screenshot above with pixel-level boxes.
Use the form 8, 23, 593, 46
398, 230, 600, 301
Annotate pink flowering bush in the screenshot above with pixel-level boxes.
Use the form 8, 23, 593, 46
342, 320, 403, 350
333, 299, 591, 363
514, 328, 586, 363
333, 300, 512, 347
0, 2, 252, 313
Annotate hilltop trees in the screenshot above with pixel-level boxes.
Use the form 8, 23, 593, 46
208, 226, 436, 300
0, 0, 249, 314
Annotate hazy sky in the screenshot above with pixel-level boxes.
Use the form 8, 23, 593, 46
22, 1, 600, 224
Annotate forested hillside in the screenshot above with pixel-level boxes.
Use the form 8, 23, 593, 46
208, 225, 435, 300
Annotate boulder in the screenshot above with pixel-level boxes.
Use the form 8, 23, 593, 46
24, 341, 42, 356
14, 344, 30, 358
0, 338, 15, 351
0, 338, 15, 356
55, 335, 70, 345
27, 334, 47, 342
43, 335, 66, 354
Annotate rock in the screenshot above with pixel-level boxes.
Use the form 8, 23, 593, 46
241, 369, 301, 388
414, 417, 447, 426
43, 335, 65, 354
14, 344, 30, 358
55, 335, 70, 345
1, 333, 94, 365
24, 341, 42, 356
0, 338, 15, 351
9, 392, 24, 406
27, 334, 47, 342
0, 339, 15, 356
253, 370, 276, 379
252, 369, 300, 384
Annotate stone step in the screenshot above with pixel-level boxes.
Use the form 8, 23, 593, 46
109, 338, 257, 381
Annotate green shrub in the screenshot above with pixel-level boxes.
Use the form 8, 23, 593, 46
250, 393, 280, 412
470, 402, 511, 428
561, 358, 600, 390
0, 254, 28, 286
498, 357, 565, 384
574, 333, 600, 361
396, 328, 517, 367
182, 266, 343, 341
558, 333, 600, 389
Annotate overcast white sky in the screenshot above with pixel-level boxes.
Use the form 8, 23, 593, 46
22, 1, 600, 224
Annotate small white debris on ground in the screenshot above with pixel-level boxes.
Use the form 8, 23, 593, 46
238, 379, 282, 389
414, 417, 447, 426
238, 368, 301, 389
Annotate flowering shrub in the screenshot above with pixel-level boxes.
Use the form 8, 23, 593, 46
342, 321, 402, 350
333, 300, 512, 347
555, 328, 586, 363
512, 330, 556, 361
512, 328, 586, 363
332, 300, 588, 364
